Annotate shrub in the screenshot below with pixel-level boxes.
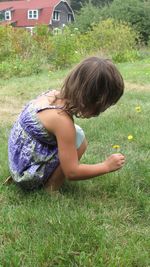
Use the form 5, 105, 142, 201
0, 26, 48, 78
0, 26, 14, 60
77, 19, 140, 62
0, 56, 42, 79
100, 0, 150, 44
70, 0, 113, 11
33, 25, 54, 58
72, 2, 101, 33
0, 20, 142, 78
50, 27, 80, 69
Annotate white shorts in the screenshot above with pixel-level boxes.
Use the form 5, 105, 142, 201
75, 124, 85, 149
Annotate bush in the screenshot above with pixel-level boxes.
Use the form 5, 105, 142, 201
0, 26, 50, 78
0, 56, 42, 79
100, 0, 150, 44
50, 27, 80, 69
0, 21, 142, 79
72, 2, 101, 33
33, 25, 54, 58
112, 49, 141, 63
0, 26, 14, 60
77, 19, 140, 62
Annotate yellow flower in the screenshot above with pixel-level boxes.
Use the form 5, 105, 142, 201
112, 145, 120, 149
135, 106, 141, 112
128, 135, 133, 140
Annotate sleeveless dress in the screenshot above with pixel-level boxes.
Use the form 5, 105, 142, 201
8, 91, 85, 190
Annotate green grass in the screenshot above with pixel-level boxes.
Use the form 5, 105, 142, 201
118, 58, 150, 84
0, 59, 150, 267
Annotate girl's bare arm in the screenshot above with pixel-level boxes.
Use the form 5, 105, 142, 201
38, 109, 125, 181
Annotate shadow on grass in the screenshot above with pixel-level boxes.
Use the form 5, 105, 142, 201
1, 178, 118, 205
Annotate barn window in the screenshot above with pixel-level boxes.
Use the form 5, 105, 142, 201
53, 11, 60, 21
68, 14, 72, 23
5, 10, 11, 20
28, 10, 38, 19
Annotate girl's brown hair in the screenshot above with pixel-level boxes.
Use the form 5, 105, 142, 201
59, 57, 124, 118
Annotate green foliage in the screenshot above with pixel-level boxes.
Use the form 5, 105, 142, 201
0, 22, 143, 78
33, 25, 54, 58
0, 26, 51, 78
72, 2, 101, 33
92, 0, 113, 6
0, 26, 41, 60
0, 56, 42, 79
70, 0, 113, 11
70, 0, 86, 11
0, 26, 14, 60
34, 24, 52, 36
100, 0, 150, 43
50, 27, 80, 69
77, 19, 140, 62
112, 50, 141, 63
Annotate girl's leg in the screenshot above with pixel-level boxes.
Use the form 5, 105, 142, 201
44, 138, 87, 192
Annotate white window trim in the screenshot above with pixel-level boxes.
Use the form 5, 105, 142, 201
53, 11, 60, 21
68, 13, 72, 23
26, 27, 34, 35
5, 10, 11, 21
53, 27, 62, 35
28, 10, 38, 20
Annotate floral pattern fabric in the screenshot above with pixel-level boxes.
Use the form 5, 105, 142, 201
8, 96, 61, 190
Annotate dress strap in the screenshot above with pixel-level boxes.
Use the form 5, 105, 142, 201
31, 90, 64, 113
36, 105, 64, 112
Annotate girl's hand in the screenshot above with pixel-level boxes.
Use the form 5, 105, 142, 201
104, 153, 125, 172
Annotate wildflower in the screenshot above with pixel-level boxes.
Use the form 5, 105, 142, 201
135, 106, 141, 112
48, 70, 53, 76
112, 145, 120, 149
128, 135, 133, 140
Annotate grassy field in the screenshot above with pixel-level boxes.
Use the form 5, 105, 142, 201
0, 59, 150, 267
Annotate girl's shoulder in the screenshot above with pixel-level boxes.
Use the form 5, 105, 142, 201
37, 106, 74, 136
32, 90, 63, 111
34, 91, 73, 135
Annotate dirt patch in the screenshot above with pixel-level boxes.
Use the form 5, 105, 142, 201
0, 96, 24, 124
125, 82, 150, 91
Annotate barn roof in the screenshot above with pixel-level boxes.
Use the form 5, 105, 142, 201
0, 0, 72, 27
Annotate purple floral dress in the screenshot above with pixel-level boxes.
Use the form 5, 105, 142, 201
8, 93, 62, 190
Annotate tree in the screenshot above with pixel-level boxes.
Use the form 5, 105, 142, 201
100, 0, 150, 43
70, 0, 113, 11
72, 2, 101, 32
70, 0, 87, 11
92, 0, 113, 6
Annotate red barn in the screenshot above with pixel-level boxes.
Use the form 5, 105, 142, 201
0, 0, 74, 32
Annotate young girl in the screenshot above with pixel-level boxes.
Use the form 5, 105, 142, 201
8, 57, 125, 192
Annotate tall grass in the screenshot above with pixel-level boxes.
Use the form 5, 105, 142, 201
0, 59, 149, 266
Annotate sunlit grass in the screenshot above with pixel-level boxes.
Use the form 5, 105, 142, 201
118, 58, 150, 84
